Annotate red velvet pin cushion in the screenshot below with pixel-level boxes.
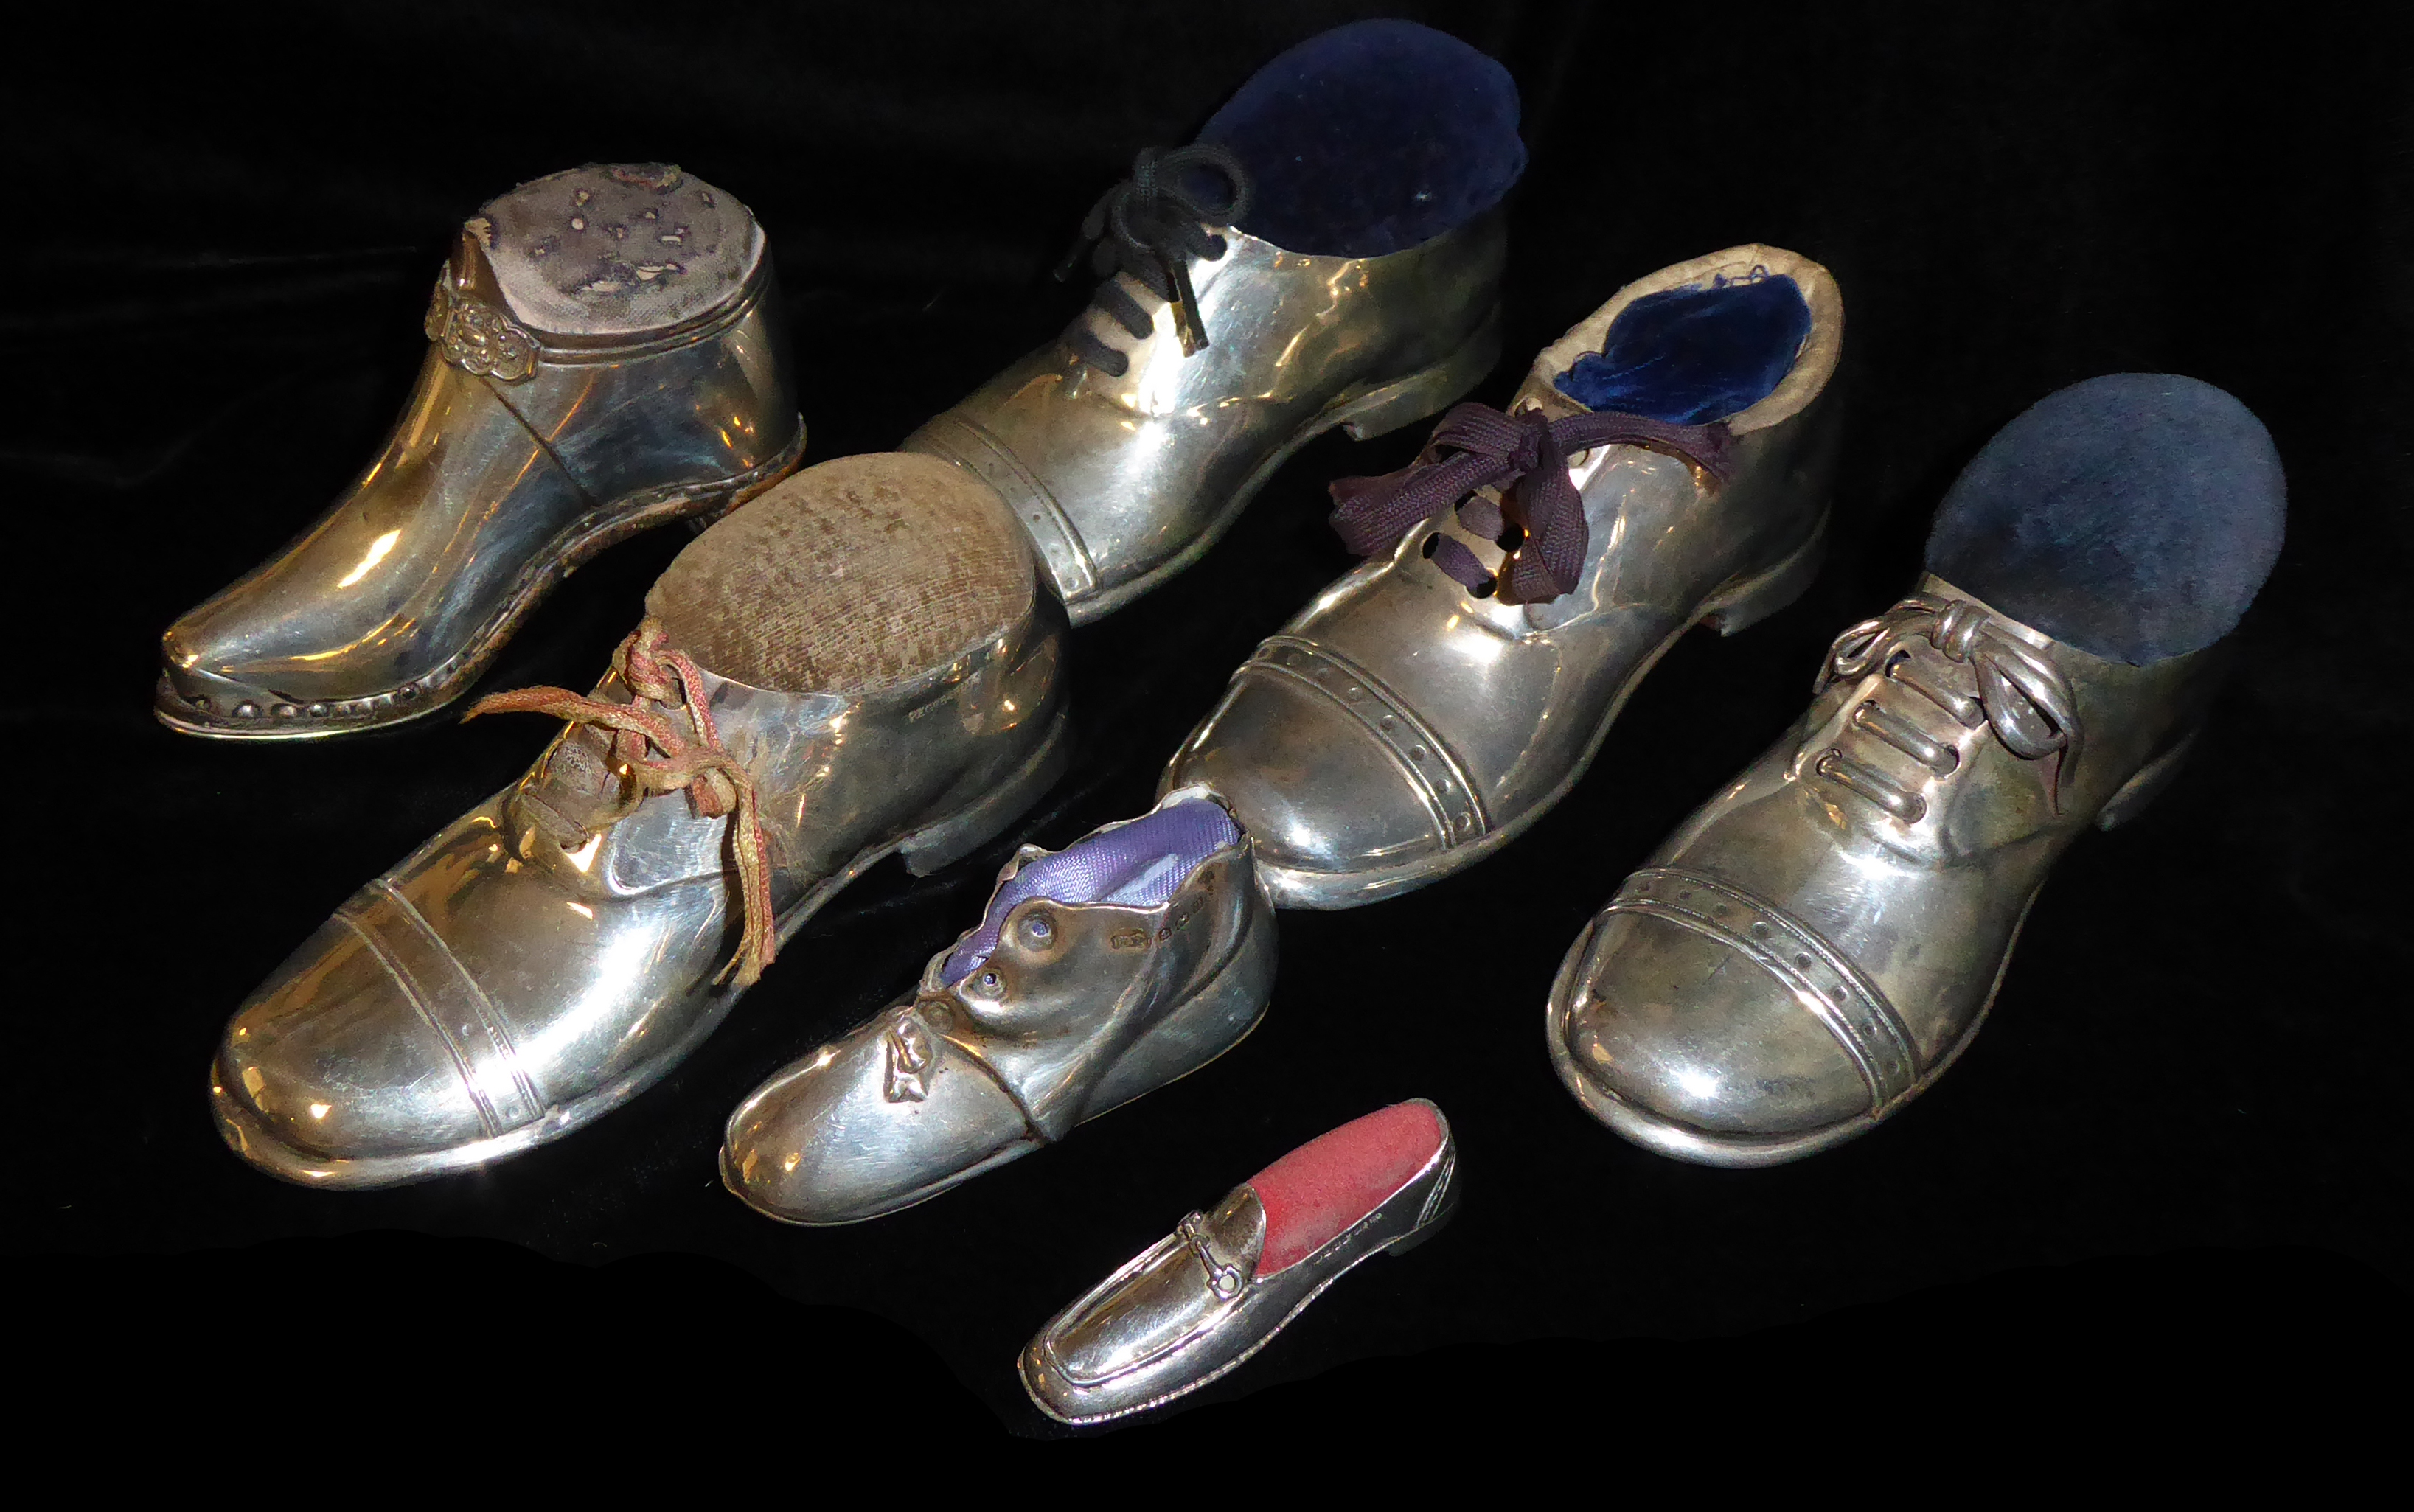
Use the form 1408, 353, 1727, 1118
1247, 1099, 1447, 1275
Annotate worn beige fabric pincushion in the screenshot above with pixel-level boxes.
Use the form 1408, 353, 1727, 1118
647, 453, 1038, 695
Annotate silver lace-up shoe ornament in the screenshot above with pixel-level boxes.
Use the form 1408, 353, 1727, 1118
1020, 1099, 1458, 1426
1166, 246, 1843, 907
158, 164, 804, 739
211, 454, 1068, 1188
1548, 374, 2287, 1165
905, 21, 1523, 621
722, 789, 1274, 1224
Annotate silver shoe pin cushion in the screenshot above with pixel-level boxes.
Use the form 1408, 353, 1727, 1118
212, 453, 1068, 1187
1166, 245, 1843, 907
1020, 1098, 1458, 1425
723, 786, 1275, 1224
159, 163, 804, 739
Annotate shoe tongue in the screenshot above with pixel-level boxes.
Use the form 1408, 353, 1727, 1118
941, 800, 1240, 986
1517, 380, 1589, 421
517, 669, 652, 836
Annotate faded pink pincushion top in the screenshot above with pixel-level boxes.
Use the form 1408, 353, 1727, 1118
1248, 1101, 1444, 1275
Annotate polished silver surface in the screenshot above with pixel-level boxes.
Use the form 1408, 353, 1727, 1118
1164, 245, 1844, 907
158, 164, 804, 740
1018, 1101, 1456, 1426
905, 212, 1505, 623
721, 787, 1276, 1225
1547, 575, 2229, 1166
211, 574, 1068, 1188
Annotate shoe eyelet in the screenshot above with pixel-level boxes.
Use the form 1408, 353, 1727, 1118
975, 969, 1003, 994
1023, 913, 1054, 946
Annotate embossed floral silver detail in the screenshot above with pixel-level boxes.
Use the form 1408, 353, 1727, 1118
424, 273, 539, 382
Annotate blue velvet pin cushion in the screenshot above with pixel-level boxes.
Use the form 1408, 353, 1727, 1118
1927, 374, 2286, 664
1197, 19, 1526, 257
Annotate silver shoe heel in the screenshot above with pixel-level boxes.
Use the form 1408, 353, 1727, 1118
1082, 896, 1277, 1116
1385, 1156, 1461, 1255
897, 707, 1074, 876
1699, 506, 1832, 636
1335, 304, 1506, 441
2095, 726, 2202, 830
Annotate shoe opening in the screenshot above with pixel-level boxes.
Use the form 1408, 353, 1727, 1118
1924, 373, 2286, 663
647, 453, 1036, 697
1554, 272, 1813, 425
943, 798, 1241, 984
1196, 19, 1525, 257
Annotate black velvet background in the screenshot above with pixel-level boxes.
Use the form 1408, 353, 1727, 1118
10, 1, 2410, 1450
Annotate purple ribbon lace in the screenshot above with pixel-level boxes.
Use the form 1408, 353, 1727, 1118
1329, 402, 1737, 601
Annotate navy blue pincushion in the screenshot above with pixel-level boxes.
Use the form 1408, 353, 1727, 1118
1197, 19, 1525, 257
1926, 374, 2286, 664
1556, 276, 1813, 425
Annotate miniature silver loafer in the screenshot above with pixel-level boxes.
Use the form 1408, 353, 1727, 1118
1547, 578, 2228, 1166
905, 168, 1503, 623
1166, 246, 1843, 907
722, 788, 1274, 1224
212, 454, 1067, 1187
159, 163, 804, 739
1020, 1098, 1457, 1426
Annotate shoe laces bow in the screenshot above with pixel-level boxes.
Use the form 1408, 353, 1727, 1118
465, 619, 777, 988
1329, 401, 1737, 602
1810, 596, 2082, 821
1057, 144, 1252, 373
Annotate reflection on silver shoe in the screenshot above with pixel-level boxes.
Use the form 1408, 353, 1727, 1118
1164, 246, 1843, 908
210, 455, 1068, 1188
158, 163, 805, 739
904, 153, 1503, 624
1547, 578, 2230, 1166
1019, 1099, 1456, 1426
722, 787, 1274, 1224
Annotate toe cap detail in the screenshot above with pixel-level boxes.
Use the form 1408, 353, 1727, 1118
1557, 871, 1923, 1142
1170, 639, 1486, 899
216, 905, 515, 1164
722, 1007, 1037, 1224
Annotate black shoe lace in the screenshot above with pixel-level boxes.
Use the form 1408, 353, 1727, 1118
1054, 144, 1252, 377
1329, 402, 1738, 602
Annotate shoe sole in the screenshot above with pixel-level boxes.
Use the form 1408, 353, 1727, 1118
209, 706, 1074, 1189
155, 419, 807, 742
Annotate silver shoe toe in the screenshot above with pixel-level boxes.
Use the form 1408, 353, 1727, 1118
720, 1000, 1040, 1224
1555, 907, 1881, 1145
212, 454, 1070, 1187
159, 162, 804, 739
1548, 576, 2233, 1166
1166, 245, 1845, 907
215, 910, 501, 1172
1019, 1099, 1457, 1425
723, 787, 1275, 1224
1159, 674, 1444, 889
